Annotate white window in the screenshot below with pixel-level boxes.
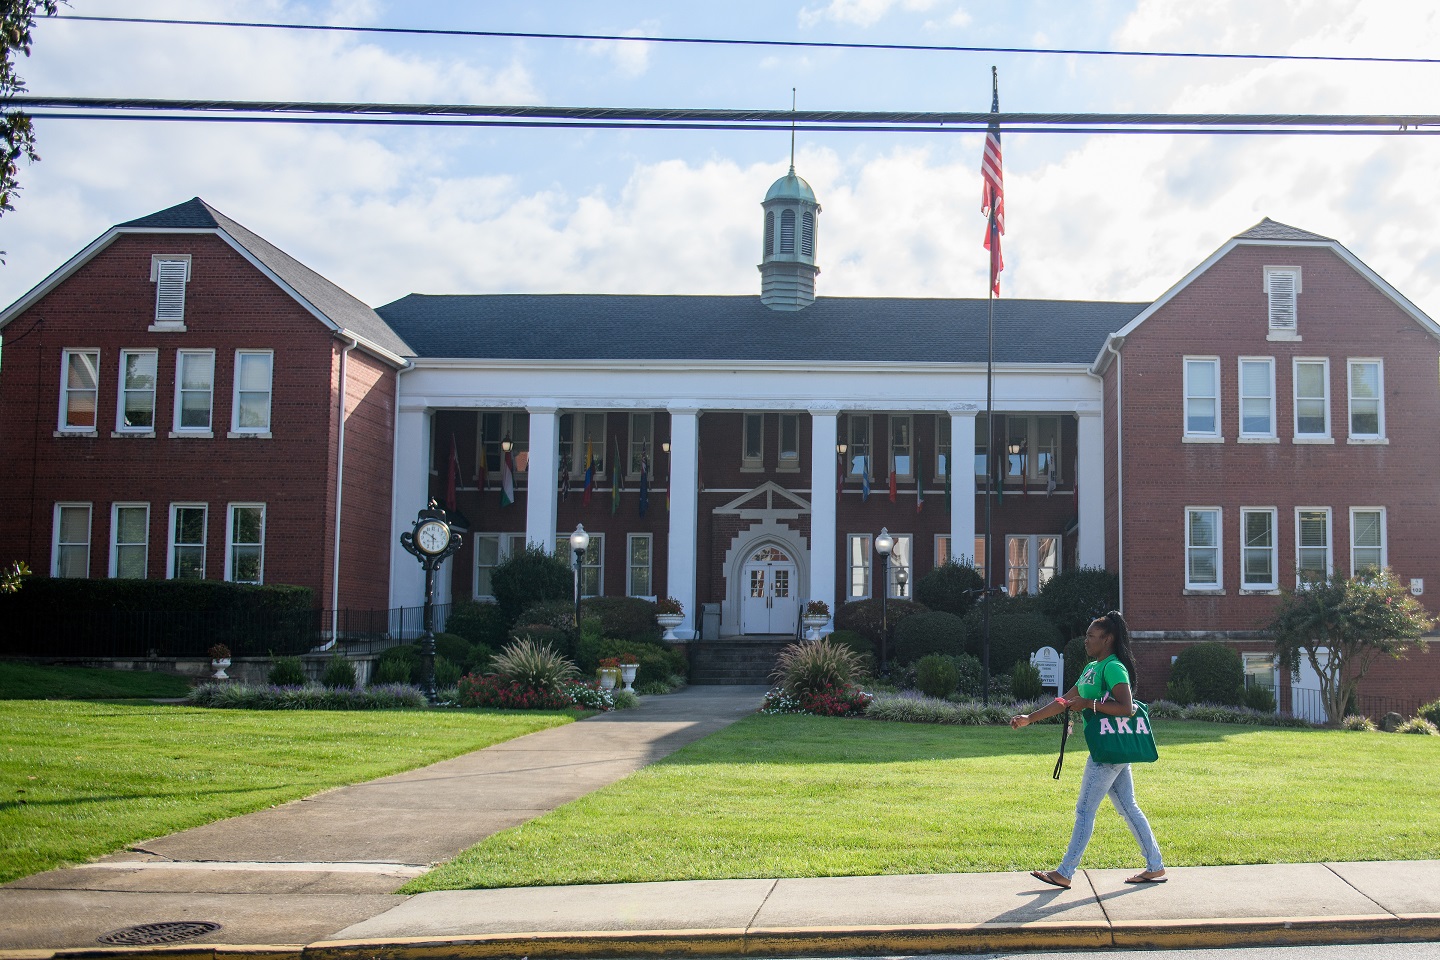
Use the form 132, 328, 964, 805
1293, 359, 1330, 440
1240, 508, 1277, 591
169, 504, 207, 579
847, 533, 872, 599
479, 412, 529, 483
1001, 415, 1062, 483
1185, 508, 1222, 590
1238, 357, 1275, 439
174, 349, 215, 434
473, 533, 526, 599
1265, 266, 1300, 336
882, 534, 913, 599
627, 534, 653, 597
778, 413, 800, 471
847, 415, 872, 480
116, 349, 158, 433
1006, 534, 1060, 596
1243, 653, 1277, 697
742, 413, 764, 470
231, 351, 273, 434
629, 413, 654, 477
151, 254, 190, 328
935, 416, 951, 481
110, 503, 149, 579
225, 504, 265, 584
1296, 507, 1332, 584
1347, 360, 1384, 440
59, 349, 100, 431
559, 412, 608, 479
52, 502, 92, 578
935, 534, 988, 581
1184, 358, 1221, 439
890, 415, 913, 479
1350, 508, 1386, 577
577, 532, 603, 597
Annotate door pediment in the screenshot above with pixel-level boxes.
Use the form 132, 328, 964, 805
714, 481, 811, 520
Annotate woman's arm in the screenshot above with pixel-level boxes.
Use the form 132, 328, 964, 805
1009, 684, 1083, 728
1072, 682, 1136, 716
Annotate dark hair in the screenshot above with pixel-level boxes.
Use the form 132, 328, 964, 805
1091, 610, 1139, 695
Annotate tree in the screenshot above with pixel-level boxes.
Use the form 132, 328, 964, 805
1267, 570, 1432, 726
1, 560, 30, 593
2, 1, 61, 218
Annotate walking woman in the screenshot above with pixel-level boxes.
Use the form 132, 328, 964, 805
1009, 611, 1166, 888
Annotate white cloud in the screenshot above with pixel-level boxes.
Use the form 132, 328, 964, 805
581, 23, 658, 79
798, 0, 941, 29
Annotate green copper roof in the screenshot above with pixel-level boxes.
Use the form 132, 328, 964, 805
764, 169, 816, 203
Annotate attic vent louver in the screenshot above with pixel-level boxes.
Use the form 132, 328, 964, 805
151, 255, 191, 327
1266, 268, 1299, 331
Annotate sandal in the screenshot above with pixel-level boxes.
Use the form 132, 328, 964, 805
1124, 870, 1168, 884
1030, 869, 1071, 889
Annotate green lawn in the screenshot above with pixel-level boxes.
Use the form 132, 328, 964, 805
0, 700, 577, 884
406, 713, 1440, 892
0, 662, 193, 700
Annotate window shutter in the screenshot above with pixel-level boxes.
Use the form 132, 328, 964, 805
763, 212, 774, 256
1267, 270, 1297, 330
801, 212, 814, 257
780, 209, 796, 253
155, 259, 188, 322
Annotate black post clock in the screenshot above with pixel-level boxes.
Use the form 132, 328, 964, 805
400, 498, 464, 703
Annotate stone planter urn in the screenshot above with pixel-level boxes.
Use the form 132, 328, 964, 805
619, 663, 638, 693
598, 667, 620, 691
801, 615, 830, 641
655, 613, 685, 641
210, 658, 232, 680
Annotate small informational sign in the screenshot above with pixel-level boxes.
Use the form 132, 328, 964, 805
1030, 645, 1064, 694
1412, 578, 1424, 597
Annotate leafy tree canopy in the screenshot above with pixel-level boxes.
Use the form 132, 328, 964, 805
2, 1, 61, 218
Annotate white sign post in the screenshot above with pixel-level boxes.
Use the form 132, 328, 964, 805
1030, 646, 1064, 696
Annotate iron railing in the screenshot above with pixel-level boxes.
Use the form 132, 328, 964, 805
1287, 686, 1426, 724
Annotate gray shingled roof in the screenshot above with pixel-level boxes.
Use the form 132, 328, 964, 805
376, 294, 1148, 364
121, 199, 413, 359
1234, 218, 1334, 243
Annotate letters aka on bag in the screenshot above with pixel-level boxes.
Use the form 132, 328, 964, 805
1083, 683, 1159, 765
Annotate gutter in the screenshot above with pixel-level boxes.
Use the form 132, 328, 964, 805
331, 337, 359, 641
1105, 338, 1125, 611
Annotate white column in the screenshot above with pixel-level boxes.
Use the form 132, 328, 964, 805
666, 408, 701, 639
1076, 411, 1105, 568
808, 410, 838, 629
949, 412, 977, 564
389, 401, 431, 612
525, 406, 560, 550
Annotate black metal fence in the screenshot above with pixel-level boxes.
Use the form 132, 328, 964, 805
1287, 686, 1427, 724
2, 603, 452, 660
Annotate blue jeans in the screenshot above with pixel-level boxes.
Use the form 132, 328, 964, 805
1057, 755, 1164, 879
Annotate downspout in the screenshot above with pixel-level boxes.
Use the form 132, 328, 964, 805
1105, 338, 1124, 611
331, 337, 358, 641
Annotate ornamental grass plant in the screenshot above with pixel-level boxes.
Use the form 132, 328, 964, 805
491, 637, 580, 689
771, 638, 864, 695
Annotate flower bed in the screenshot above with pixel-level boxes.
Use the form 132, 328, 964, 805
185, 683, 426, 710
761, 683, 871, 718
456, 674, 623, 711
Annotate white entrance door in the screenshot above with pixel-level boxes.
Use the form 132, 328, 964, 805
741, 546, 799, 634
1292, 648, 1330, 724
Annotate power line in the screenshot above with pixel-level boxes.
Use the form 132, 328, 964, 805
52, 14, 1440, 67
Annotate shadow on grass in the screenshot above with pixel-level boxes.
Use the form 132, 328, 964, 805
0, 783, 290, 814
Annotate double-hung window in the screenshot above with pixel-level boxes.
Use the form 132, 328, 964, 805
847, 534, 872, 599
847, 415, 872, 481
479, 411, 529, 483
1350, 508, 1385, 577
174, 349, 215, 434
1347, 360, 1384, 440
226, 504, 265, 584
577, 533, 603, 597
116, 349, 158, 433
231, 351, 273, 435
474, 533, 526, 599
883, 533, 914, 598
1296, 508, 1332, 584
1183, 358, 1221, 439
1293, 359, 1330, 440
52, 503, 92, 578
1240, 508, 1277, 591
935, 415, 951, 482
1006, 534, 1059, 596
1185, 507, 1221, 591
742, 413, 764, 470
1238, 358, 1275, 439
559, 412, 606, 479
778, 413, 800, 471
934, 535, 988, 579
627, 534, 653, 597
169, 504, 207, 579
890, 415, 913, 480
629, 413, 655, 477
110, 503, 149, 578
59, 349, 100, 432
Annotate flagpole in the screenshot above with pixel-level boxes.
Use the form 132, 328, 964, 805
979, 65, 1002, 706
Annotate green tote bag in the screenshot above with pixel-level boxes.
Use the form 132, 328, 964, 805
1083, 698, 1159, 765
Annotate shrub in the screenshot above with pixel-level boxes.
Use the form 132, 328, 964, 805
1011, 659, 1044, 700
1395, 717, 1439, 735
373, 643, 419, 684
914, 560, 984, 618
951, 653, 984, 697
1168, 642, 1245, 706
491, 637, 580, 689
893, 611, 966, 665
1242, 684, 1277, 713
186, 682, 425, 710
1036, 567, 1120, 639
1418, 698, 1440, 727
510, 624, 576, 661
581, 596, 663, 644
433, 632, 473, 667
322, 654, 358, 689
772, 639, 863, 696
268, 655, 306, 686
635, 674, 687, 695
434, 655, 463, 689
1165, 676, 1198, 706
491, 544, 573, 626
1341, 714, 1378, 731
575, 637, 686, 687
515, 599, 579, 634
834, 598, 928, 651
914, 653, 959, 699
1063, 636, 1088, 692
961, 597, 1062, 680
610, 690, 640, 709
443, 600, 510, 649
456, 674, 577, 710
562, 681, 616, 711
372, 657, 413, 686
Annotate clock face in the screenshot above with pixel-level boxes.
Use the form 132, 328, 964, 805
415, 519, 450, 554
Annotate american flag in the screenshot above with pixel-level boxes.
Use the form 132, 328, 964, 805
981, 68, 1004, 296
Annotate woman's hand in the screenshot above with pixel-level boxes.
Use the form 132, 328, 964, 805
1010, 714, 1031, 729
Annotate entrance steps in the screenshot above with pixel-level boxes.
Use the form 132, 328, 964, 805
687, 634, 795, 685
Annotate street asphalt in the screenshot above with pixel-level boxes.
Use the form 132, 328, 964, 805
2, 684, 1437, 958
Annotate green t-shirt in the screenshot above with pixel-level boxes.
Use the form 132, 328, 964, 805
1076, 655, 1130, 701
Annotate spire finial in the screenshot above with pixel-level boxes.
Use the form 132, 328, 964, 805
789, 88, 797, 174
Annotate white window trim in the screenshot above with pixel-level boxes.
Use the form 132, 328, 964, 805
171, 348, 216, 438
846, 533, 872, 599
52, 502, 92, 578
167, 502, 208, 580
580, 532, 604, 598
149, 254, 191, 331
626, 533, 654, 597
1295, 506, 1333, 585
1183, 356, 1222, 440
1292, 357, 1331, 441
109, 502, 150, 579
777, 413, 801, 473
1239, 506, 1278, 593
473, 532, 525, 600
1237, 356, 1276, 440
1264, 265, 1302, 341
224, 502, 266, 584
890, 414, 914, 481
741, 412, 765, 472
847, 415, 872, 479
229, 349, 274, 438
57, 348, 101, 435
881, 533, 914, 599
627, 412, 655, 479
566, 413, 609, 480
114, 348, 159, 437
1346, 358, 1386, 442
1349, 507, 1387, 578
1004, 533, 1061, 596
1185, 506, 1223, 593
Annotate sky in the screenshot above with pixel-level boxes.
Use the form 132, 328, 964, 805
4, 0, 1440, 318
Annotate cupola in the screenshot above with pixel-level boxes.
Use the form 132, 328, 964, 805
758, 164, 821, 311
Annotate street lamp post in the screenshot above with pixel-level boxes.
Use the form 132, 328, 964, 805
875, 527, 894, 675
399, 499, 463, 704
570, 523, 590, 628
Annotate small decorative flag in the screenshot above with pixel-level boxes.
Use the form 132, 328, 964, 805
610, 436, 622, 516
446, 434, 461, 513
915, 443, 925, 514
583, 437, 595, 505
638, 449, 650, 517
861, 455, 871, 502
500, 446, 516, 507
559, 456, 570, 500
981, 67, 1005, 297
1020, 439, 1028, 496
